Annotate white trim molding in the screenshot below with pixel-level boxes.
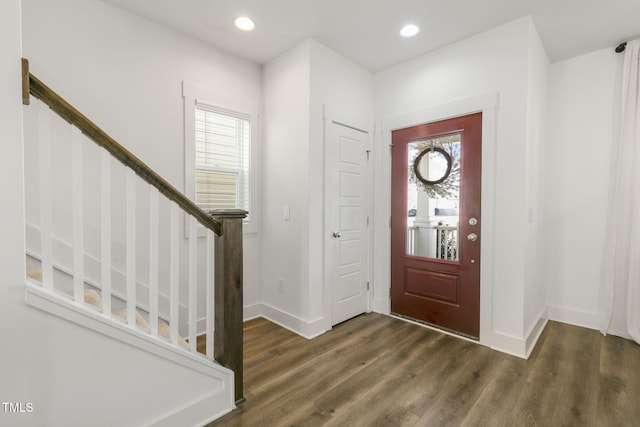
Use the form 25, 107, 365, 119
375, 91, 513, 354
322, 104, 374, 331
547, 304, 604, 332
243, 302, 263, 321
249, 303, 327, 340
525, 311, 548, 358
146, 390, 234, 427
182, 80, 260, 235
25, 281, 236, 426
24, 281, 233, 379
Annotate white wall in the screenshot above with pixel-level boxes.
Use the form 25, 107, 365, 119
308, 40, 374, 325
14, 0, 625, 374
523, 21, 550, 341
374, 17, 541, 356
21, 0, 263, 317
261, 40, 310, 322
0, 0, 29, 421
4, 303, 232, 426
1, 2, 233, 425
0, 2, 24, 278
260, 39, 373, 335
546, 47, 619, 329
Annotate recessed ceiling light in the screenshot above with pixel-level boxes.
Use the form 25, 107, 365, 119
234, 16, 255, 31
400, 24, 420, 38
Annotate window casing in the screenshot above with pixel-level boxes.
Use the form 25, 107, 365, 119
183, 81, 258, 234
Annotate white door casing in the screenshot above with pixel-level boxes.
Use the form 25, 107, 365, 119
326, 118, 370, 326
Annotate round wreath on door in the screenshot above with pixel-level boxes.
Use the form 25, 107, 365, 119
409, 135, 460, 199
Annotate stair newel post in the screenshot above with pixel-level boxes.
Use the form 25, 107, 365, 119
211, 209, 247, 404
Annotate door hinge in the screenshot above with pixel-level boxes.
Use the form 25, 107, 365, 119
366, 149, 371, 160
366, 216, 370, 226
389, 216, 392, 228
367, 281, 370, 290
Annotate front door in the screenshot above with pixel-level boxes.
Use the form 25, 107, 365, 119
390, 113, 482, 338
329, 122, 369, 326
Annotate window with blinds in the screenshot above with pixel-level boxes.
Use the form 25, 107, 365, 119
194, 105, 250, 216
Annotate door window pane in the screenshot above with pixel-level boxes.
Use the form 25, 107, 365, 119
406, 134, 461, 260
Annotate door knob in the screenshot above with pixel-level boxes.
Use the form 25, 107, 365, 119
333, 231, 342, 238
467, 233, 478, 242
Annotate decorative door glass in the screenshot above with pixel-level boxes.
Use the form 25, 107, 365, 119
406, 134, 461, 261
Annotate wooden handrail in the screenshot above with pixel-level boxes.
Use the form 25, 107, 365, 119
22, 58, 248, 404
21, 59, 221, 236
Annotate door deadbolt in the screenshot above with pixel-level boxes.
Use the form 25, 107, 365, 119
467, 233, 478, 242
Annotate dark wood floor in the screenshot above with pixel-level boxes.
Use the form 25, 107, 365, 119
207, 313, 640, 426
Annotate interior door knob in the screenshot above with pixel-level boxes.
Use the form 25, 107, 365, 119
333, 231, 342, 238
467, 233, 478, 242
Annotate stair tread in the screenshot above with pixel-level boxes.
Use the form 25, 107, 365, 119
27, 268, 189, 350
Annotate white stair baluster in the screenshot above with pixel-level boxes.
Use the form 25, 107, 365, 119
149, 188, 159, 337
100, 149, 112, 315
206, 229, 214, 360
71, 127, 84, 302
169, 203, 180, 345
38, 101, 54, 291
188, 216, 197, 353
126, 168, 136, 327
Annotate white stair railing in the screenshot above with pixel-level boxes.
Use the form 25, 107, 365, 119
100, 148, 112, 315
22, 59, 246, 401
71, 126, 84, 304
26, 96, 219, 360
37, 101, 54, 292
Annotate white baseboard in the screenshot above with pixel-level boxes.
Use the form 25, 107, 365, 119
488, 309, 548, 359
603, 327, 632, 340
547, 305, 603, 331
525, 309, 548, 358
243, 303, 263, 321
487, 330, 528, 358
258, 303, 327, 339
147, 388, 234, 427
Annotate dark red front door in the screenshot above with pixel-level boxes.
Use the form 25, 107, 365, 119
391, 113, 482, 338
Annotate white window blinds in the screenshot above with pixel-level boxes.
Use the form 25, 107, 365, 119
194, 105, 250, 215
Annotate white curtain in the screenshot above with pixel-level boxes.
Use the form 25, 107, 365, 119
603, 39, 640, 344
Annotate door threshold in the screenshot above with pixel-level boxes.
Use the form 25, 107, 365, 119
390, 312, 479, 342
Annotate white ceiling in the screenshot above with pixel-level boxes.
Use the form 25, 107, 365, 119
102, 0, 640, 72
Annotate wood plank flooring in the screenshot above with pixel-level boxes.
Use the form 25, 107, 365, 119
206, 313, 640, 426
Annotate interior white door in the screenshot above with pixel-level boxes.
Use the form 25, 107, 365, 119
329, 122, 369, 326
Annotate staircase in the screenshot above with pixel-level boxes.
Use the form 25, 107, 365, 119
26, 268, 191, 349
20, 59, 246, 425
